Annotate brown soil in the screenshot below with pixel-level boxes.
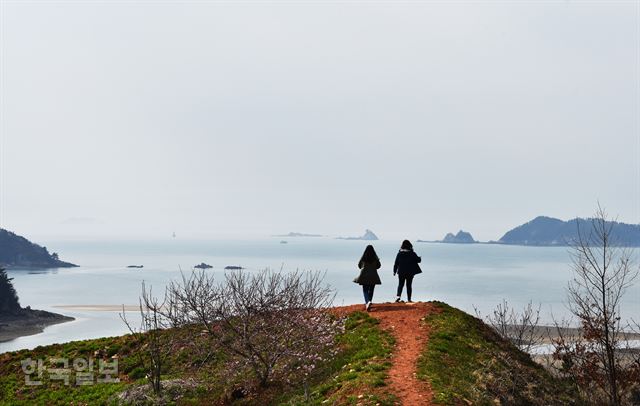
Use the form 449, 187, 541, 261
333, 302, 436, 405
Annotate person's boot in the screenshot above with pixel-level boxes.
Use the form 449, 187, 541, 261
395, 296, 402, 303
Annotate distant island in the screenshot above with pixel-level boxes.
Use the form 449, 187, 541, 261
419, 230, 477, 244
194, 262, 213, 269
274, 232, 323, 237
337, 229, 379, 241
0, 229, 77, 269
0, 268, 74, 342
496, 216, 640, 247
415, 216, 640, 247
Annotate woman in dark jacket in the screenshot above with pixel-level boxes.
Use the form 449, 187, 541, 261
354, 245, 382, 311
393, 240, 422, 303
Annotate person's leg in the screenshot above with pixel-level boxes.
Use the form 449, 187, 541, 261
368, 285, 375, 302
396, 275, 405, 300
406, 276, 414, 302
363, 285, 373, 311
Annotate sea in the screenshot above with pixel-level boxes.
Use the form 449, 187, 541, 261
2, 238, 639, 354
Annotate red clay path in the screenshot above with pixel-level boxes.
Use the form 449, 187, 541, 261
334, 302, 436, 405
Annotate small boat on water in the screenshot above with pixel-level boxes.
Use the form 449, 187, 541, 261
127, 265, 144, 269
224, 266, 244, 270
194, 262, 213, 269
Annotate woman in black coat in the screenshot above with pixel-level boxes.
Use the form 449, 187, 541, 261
393, 240, 422, 302
353, 245, 382, 311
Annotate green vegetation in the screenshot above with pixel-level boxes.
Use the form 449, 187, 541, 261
0, 268, 20, 313
0, 311, 395, 405
0, 335, 134, 405
3, 301, 596, 405
278, 311, 396, 406
0, 228, 76, 269
417, 301, 582, 405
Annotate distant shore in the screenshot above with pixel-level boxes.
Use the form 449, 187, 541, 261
54, 304, 141, 312
0, 309, 75, 343
515, 325, 640, 345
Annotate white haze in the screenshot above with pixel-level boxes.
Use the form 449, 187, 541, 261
0, 1, 638, 242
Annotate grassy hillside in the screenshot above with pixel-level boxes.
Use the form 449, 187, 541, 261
0, 302, 585, 405
417, 302, 582, 405
0, 311, 395, 406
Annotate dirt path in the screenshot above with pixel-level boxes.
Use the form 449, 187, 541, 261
334, 302, 436, 405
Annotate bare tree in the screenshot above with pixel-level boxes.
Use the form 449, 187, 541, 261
475, 300, 543, 353
553, 205, 639, 405
120, 282, 173, 396
163, 268, 340, 391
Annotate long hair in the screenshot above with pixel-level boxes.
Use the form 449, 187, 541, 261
360, 245, 379, 263
400, 240, 413, 250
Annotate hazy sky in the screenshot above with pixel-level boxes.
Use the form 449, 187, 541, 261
0, 1, 638, 242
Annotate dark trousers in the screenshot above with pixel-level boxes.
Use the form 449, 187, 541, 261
362, 285, 375, 303
396, 275, 414, 301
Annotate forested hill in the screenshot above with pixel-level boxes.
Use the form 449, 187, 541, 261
498, 216, 640, 247
0, 229, 77, 269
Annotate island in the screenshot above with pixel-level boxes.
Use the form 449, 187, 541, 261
418, 230, 477, 244
497, 216, 640, 247
441, 230, 476, 244
224, 266, 244, 270
0, 228, 77, 269
127, 265, 144, 269
336, 229, 379, 241
194, 263, 213, 269
274, 232, 323, 237
0, 268, 74, 342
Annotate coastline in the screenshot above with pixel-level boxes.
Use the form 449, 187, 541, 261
0, 309, 75, 343
54, 304, 141, 312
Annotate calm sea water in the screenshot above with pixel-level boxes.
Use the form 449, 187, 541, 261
2, 238, 639, 353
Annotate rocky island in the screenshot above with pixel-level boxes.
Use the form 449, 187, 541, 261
0, 228, 77, 269
441, 230, 476, 244
336, 229, 379, 241
418, 230, 477, 244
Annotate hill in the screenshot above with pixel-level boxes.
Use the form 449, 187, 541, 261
0, 302, 580, 405
0, 229, 77, 269
498, 216, 640, 247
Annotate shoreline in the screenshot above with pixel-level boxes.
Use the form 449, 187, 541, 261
520, 326, 640, 345
54, 304, 146, 312
0, 309, 75, 343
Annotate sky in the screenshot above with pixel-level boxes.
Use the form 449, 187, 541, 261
0, 1, 638, 242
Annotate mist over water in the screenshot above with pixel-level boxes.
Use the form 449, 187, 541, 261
2, 238, 638, 353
